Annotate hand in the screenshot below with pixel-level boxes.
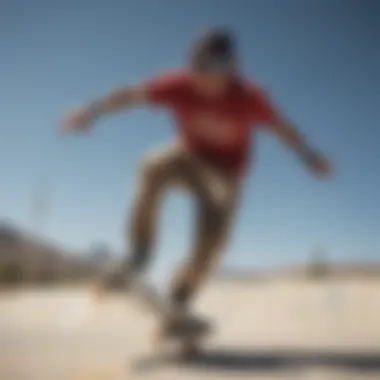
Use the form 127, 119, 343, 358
305, 152, 331, 178
59, 106, 95, 133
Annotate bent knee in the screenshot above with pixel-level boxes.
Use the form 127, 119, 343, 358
138, 146, 182, 185
203, 203, 231, 236
139, 152, 165, 180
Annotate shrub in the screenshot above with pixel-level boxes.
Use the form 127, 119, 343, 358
0, 262, 23, 285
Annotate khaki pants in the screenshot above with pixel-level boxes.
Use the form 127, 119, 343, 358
128, 143, 240, 307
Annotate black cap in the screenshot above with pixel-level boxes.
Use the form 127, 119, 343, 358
189, 27, 237, 72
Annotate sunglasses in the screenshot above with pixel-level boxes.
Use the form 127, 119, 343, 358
197, 55, 233, 74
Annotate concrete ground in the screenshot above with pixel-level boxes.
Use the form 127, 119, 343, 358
1, 278, 380, 380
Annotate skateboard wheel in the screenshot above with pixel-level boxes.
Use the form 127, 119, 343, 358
180, 338, 202, 359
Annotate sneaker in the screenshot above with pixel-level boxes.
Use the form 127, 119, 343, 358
161, 312, 211, 338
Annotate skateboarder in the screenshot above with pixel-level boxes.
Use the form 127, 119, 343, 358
60, 27, 331, 336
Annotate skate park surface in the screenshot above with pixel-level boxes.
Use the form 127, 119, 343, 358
1, 277, 380, 380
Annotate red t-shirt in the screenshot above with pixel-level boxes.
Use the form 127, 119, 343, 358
144, 70, 279, 176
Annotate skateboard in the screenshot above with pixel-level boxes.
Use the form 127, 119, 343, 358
129, 279, 213, 358
91, 269, 213, 358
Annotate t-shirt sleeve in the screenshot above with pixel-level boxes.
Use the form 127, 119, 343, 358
246, 85, 280, 127
143, 71, 187, 107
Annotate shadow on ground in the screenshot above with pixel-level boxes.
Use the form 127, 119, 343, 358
134, 348, 380, 374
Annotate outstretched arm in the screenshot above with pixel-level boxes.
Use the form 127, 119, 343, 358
268, 116, 331, 176
88, 85, 147, 115
59, 71, 185, 132
250, 87, 331, 177
60, 85, 147, 132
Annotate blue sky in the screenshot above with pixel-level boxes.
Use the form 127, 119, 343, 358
0, 0, 379, 277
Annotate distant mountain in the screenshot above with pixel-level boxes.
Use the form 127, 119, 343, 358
0, 221, 100, 283
218, 261, 380, 281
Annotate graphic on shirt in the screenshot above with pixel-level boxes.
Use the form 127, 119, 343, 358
189, 112, 241, 147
